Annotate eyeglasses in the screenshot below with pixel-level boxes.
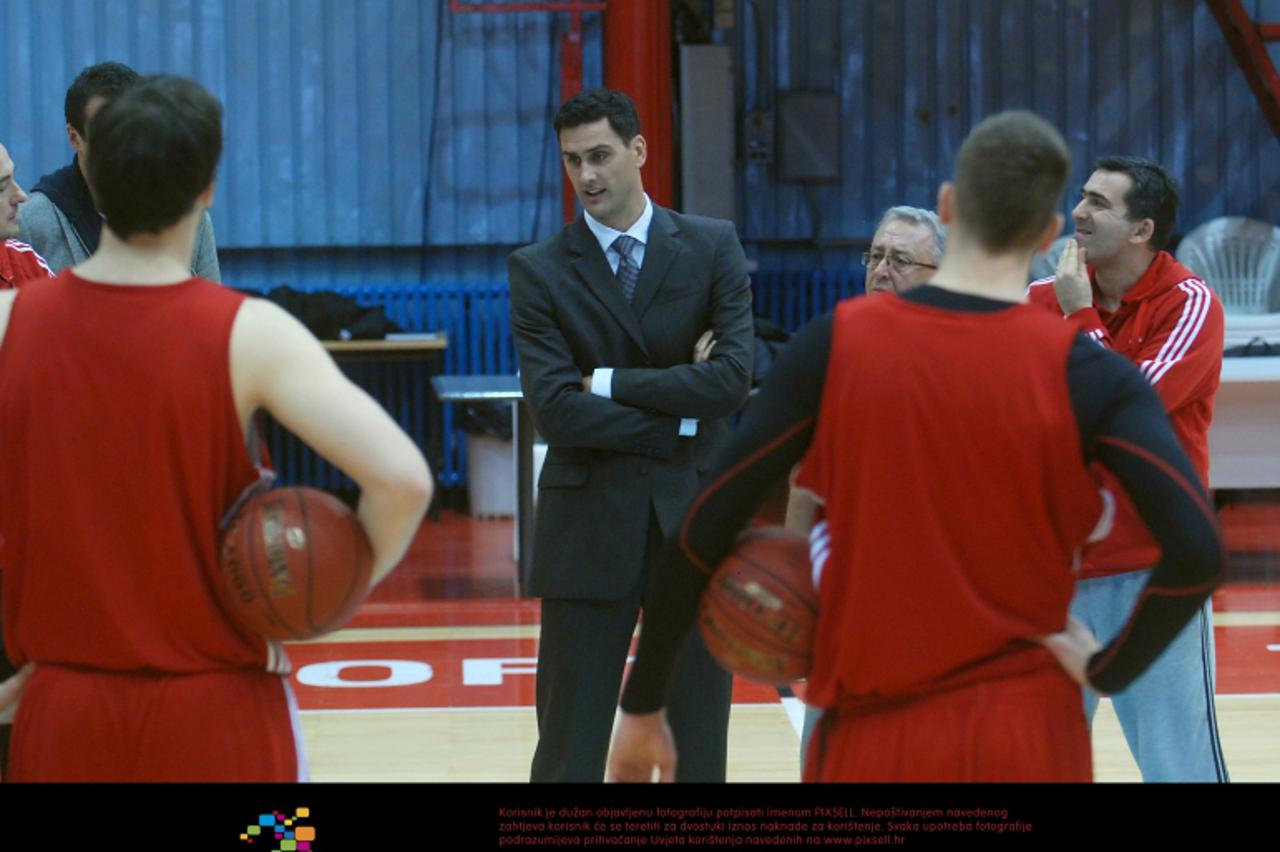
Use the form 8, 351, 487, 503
861, 250, 938, 273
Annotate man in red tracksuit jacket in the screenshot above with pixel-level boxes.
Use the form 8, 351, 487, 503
1027, 155, 1227, 782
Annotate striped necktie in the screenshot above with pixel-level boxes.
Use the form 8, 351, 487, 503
612, 235, 641, 303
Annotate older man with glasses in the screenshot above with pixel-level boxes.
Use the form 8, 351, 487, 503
789, 204, 945, 772
862, 206, 946, 295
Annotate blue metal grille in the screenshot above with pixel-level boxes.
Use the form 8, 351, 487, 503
751, 268, 866, 332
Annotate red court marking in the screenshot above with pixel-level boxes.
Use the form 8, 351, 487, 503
346, 599, 539, 629
286, 636, 779, 711
1214, 584, 1280, 613
1215, 625, 1280, 695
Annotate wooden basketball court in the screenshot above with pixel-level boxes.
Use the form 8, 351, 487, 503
284, 512, 1280, 783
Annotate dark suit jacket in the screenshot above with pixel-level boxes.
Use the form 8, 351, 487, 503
508, 205, 754, 600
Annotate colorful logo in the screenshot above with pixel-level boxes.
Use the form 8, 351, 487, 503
240, 808, 316, 851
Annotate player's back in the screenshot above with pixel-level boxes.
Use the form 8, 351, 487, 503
0, 271, 272, 674
798, 290, 1102, 707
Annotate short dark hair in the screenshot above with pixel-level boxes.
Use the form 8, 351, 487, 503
1094, 155, 1180, 250
553, 88, 640, 143
88, 75, 222, 239
952, 111, 1070, 253
65, 61, 141, 135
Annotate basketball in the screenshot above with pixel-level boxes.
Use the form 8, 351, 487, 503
699, 525, 817, 685
217, 487, 373, 641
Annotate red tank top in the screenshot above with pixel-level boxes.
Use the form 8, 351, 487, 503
0, 271, 278, 673
795, 295, 1102, 707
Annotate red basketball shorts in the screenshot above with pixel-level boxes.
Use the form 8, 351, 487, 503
7, 664, 306, 781
805, 663, 1092, 782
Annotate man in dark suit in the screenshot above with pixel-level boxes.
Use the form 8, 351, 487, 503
509, 89, 754, 782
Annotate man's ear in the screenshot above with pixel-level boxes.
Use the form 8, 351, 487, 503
66, 124, 83, 155
936, 182, 955, 223
1130, 217, 1154, 245
631, 134, 647, 169
198, 175, 217, 208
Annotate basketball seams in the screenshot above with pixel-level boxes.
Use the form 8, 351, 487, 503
734, 550, 818, 616
219, 486, 373, 641
702, 584, 809, 658
295, 487, 318, 636
253, 494, 306, 640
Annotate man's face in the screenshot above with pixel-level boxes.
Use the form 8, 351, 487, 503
864, 218, 938, 295
1072, 169, 1144, 264
0, 144, 29, 241
559, 118, 647, 232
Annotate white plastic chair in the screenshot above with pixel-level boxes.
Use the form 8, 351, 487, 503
1176, 217, 1280, 315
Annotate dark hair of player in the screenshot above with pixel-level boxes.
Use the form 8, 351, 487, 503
952, 110, 1071, 253
88, 75, 223, 240
65, 61, 141, 136
553, 88, 641, 144
1095, 155, 1181, 251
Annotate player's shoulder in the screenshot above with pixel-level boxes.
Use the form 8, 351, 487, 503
661, 207, 739, 243
662, 207, 731, 231
3, 239, 54, 273
1025, 275, 1058, 302
0, 240, 54, 282
510, 219, 577, 267
4, 238, 41, 256
1149, 265, 1224, 335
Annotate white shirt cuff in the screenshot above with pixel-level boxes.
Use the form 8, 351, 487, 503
591, 368, 614, 399
679, 418, 699, 437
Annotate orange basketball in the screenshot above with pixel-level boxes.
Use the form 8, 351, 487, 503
217, 487, 373, 641
699, 525, 817, 684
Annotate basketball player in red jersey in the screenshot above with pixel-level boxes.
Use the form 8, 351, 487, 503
0, 76, 432, 781
607, 111, 1224, 782
0, 140, 53, 779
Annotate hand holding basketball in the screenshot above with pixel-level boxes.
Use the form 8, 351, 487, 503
217, 487, 373, 641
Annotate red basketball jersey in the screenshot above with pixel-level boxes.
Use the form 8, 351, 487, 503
0, 271, 281, 673
795, 295, 1102, 708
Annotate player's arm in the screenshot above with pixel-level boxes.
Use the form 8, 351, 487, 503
0, 663, 33, 723
1042, 339, 1225, 693
229, 298, 432, 584
606, 223, 755, 420
1130, 281, 1224, 411
609, 314, 831, 782
508, 250, 683, 458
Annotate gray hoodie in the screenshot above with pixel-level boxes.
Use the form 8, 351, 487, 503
18, 191, 221, 281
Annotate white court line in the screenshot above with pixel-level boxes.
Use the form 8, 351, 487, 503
779, 696, 806, 737
299, 692, 1280, 716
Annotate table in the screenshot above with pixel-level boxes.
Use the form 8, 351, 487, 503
322, 333, 448, 358
1209, 356, 1280, 489
431, 375, 534, 587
